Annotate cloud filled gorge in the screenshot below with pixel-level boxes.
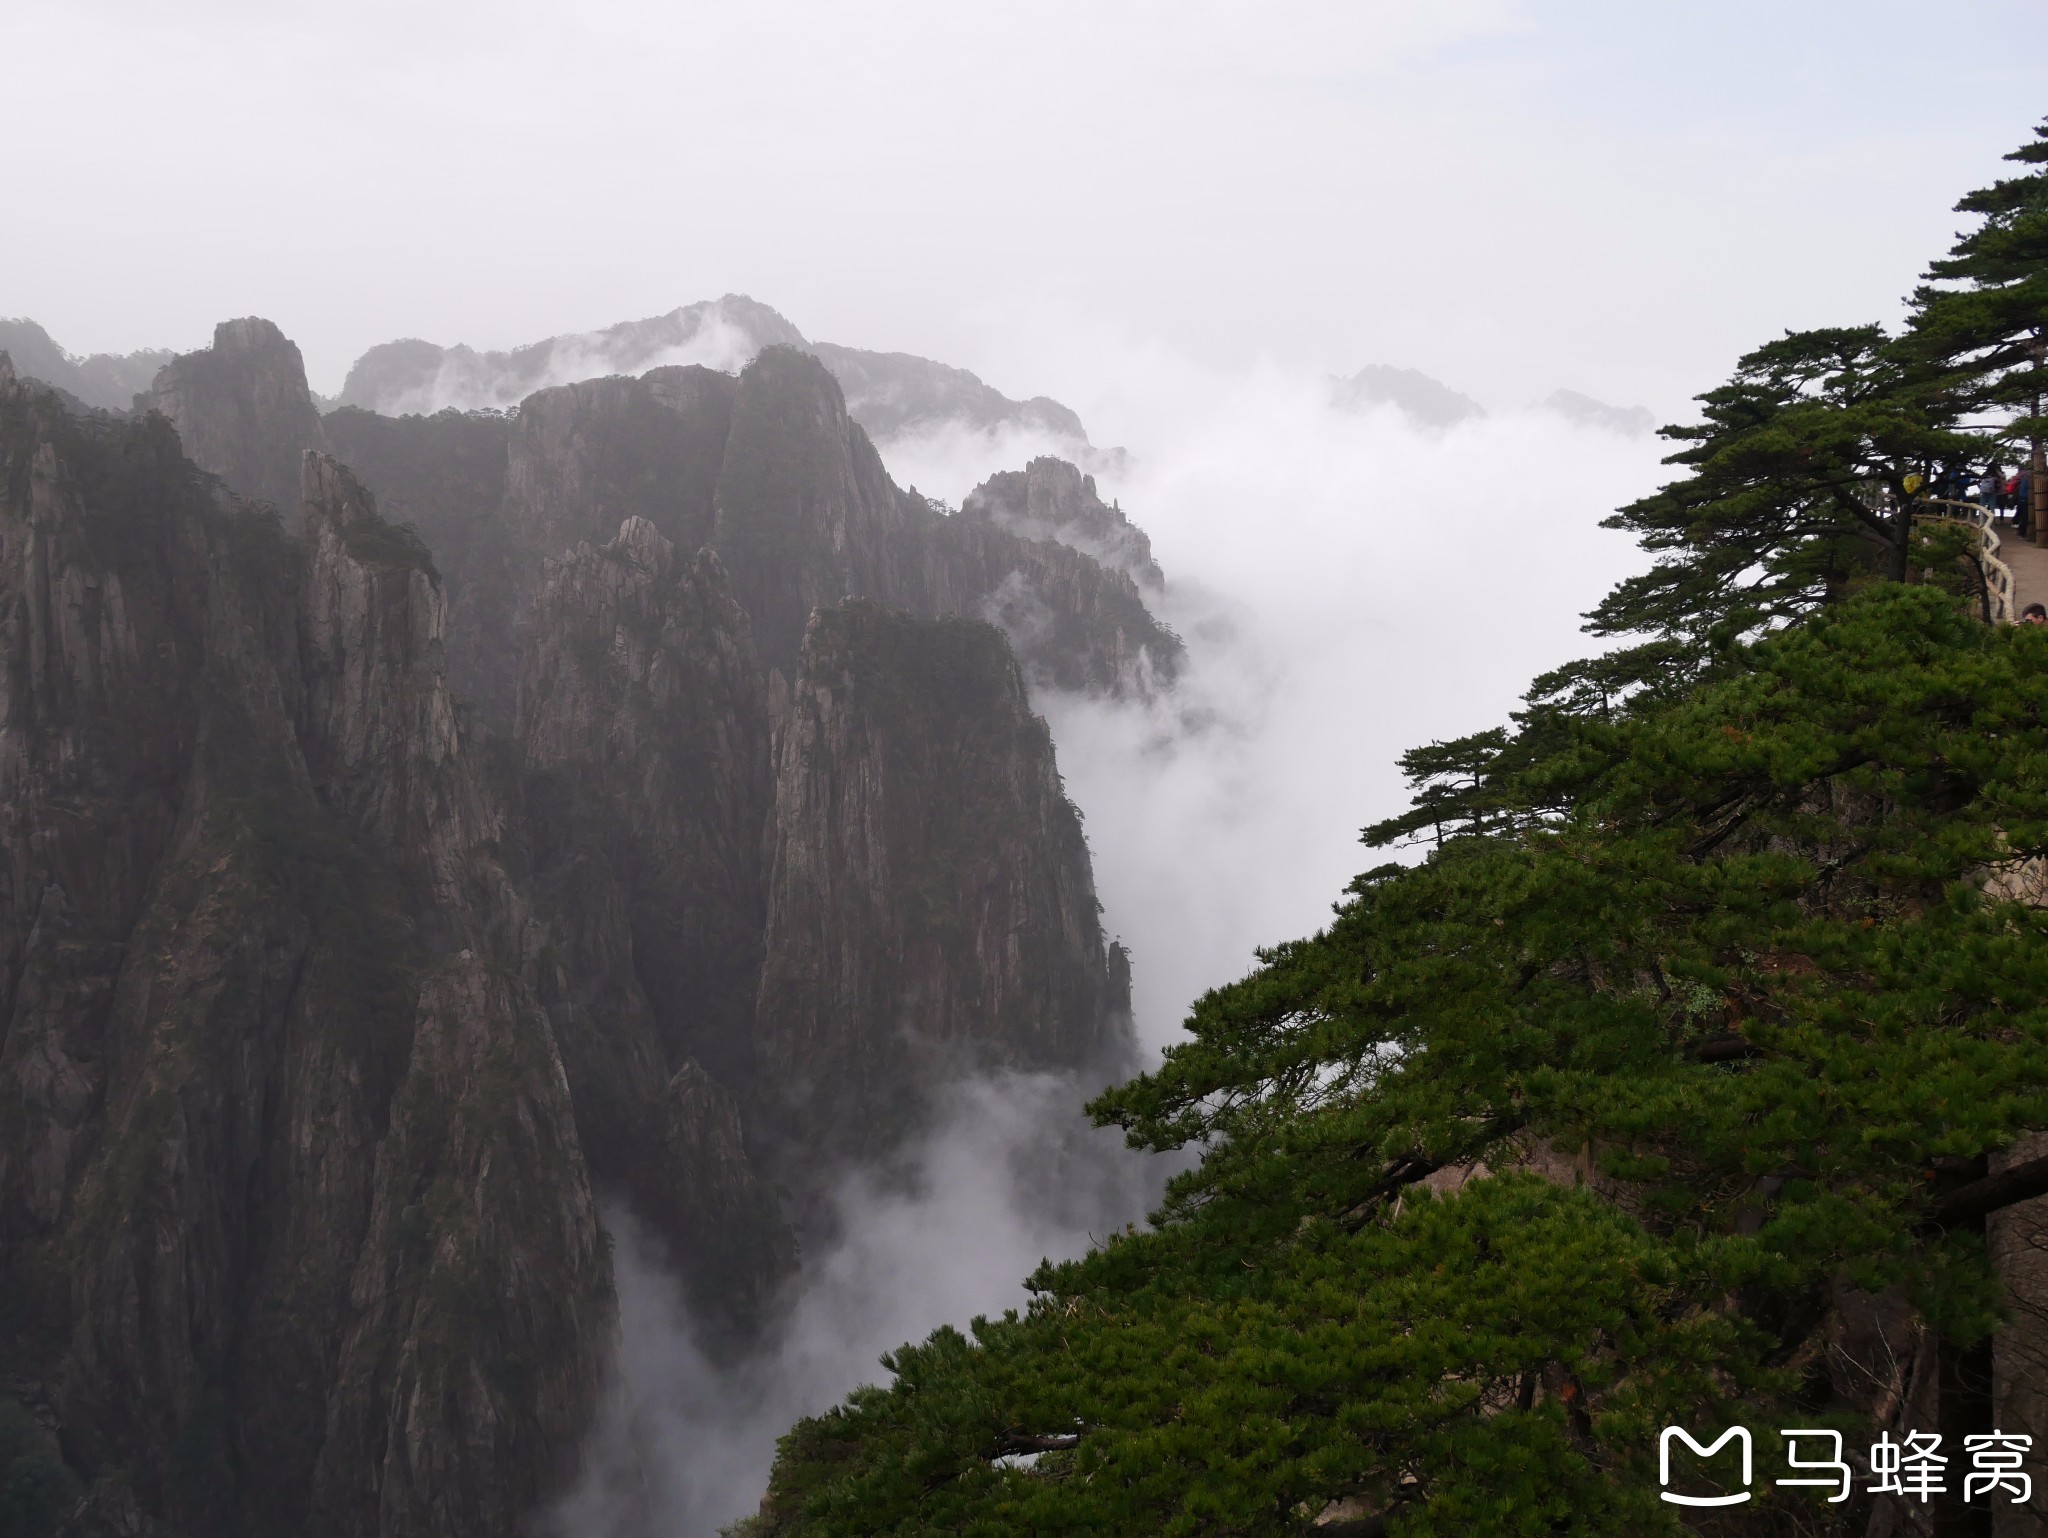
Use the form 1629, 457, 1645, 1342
879, 352, 1666, 1054
553, 353, 1665, 1535
547, 1074, 1164, 1537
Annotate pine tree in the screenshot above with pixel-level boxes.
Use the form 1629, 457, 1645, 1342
1588, 326, 1967, 651
750, 587, 2048, 1537
1905, 116, 2048, 530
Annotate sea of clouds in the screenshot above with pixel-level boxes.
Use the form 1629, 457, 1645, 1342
547, 341, 1671, 1535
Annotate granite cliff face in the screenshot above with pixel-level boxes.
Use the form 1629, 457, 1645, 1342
1, 313, 1151, 1534
517, 518, 772, 1096
136, 318, 333, 510
757, 604, 1132, 1161
0, 367, 785, 1535
707, 348, 933, 672
327, 346, 1181, 713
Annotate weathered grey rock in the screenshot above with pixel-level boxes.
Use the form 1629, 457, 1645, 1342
756, 602, 1133, 1161
1330, 363, 1484, 428
321, 403, 515, 728
923, 504, 1178, 696
514, 517, 793, 1321
506, 367, 736, 566
338, 296, 805, 415
961, 456, 1164, 587
808, 340, 1085, 443
0, 327, 1156, 1530
519, 517, 772, 1082
299, 453, 487, 898
331, 345, 1178, 710
0, 381, 792, 1535
709, 347, 937, 672
306, 954, 608, 1538
137, 317, 331, 509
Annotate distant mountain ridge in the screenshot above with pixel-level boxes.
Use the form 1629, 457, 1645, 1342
1330, 363, 1486, 428
0, 316, 172, 412
1539, 387, 1656, 435
1331, 362, 1655, 435
338, 294, 1094, 450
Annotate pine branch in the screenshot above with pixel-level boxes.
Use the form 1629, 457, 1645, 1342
1926, 1152, 2048, 1228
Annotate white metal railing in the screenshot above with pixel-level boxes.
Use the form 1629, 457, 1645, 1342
1915, 497, 2015, 624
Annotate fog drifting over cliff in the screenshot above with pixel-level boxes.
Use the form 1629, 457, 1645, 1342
553, 342, 1665, 1534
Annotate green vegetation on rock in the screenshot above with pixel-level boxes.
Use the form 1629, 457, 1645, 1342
745, 119, 2048, 1538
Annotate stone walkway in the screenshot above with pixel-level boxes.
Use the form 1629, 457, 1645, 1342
1996, 520, 2048, 615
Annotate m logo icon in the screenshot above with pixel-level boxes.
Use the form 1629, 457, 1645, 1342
1659, 1426, 1753, 1507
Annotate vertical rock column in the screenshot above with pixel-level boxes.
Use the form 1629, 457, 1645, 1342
517, 514, 794, 1326
136, 316, 331, 510
755, 602, 1133, 1163
295, 454, 612, 1538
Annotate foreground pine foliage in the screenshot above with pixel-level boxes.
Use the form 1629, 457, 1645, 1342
743, 118, 2048, 1537
744, 587, 2048, 1535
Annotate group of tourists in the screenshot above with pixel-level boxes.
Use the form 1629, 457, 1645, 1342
1915, 460, 2048, 622
1923, 460, 2035, 535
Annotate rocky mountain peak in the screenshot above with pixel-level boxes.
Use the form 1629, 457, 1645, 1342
0, 321, 174, 412
337, 293, 807, 415
297, 450, 482, 898
710, 346, 929, 671
335, 294, 1102, 454
611, 512, 678, 576
962, 455, 1164, 586
138, 315, 330, 508
1330, 363, 1485, 428
1540, 387, 1655, 435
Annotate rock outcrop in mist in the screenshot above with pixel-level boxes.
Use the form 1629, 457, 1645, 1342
0, 317, 173, 413
137, 316, 333, 510
961, 455, 1164, 586
327, 348, 1181, 711
1538, 387, 1656, 435
1331, 366, 1654, 435
335, 293, 1095, 455
0, 312, 1166, 1535
1330, 362, 1486, 428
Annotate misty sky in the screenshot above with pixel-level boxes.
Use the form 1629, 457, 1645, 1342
8, 0, 2045, 417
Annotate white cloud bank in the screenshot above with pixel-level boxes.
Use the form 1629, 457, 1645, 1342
548, 344, 1667, 1535
881, 345, 1666, 1049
